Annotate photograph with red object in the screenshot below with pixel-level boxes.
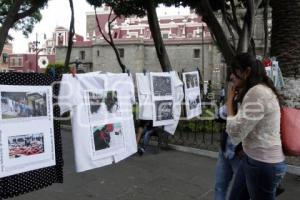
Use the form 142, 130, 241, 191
92, 123, 122, 151
8, 133, 44, 159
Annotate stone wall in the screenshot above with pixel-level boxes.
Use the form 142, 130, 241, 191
55, 41, 223, 83
281, 77, 300, 109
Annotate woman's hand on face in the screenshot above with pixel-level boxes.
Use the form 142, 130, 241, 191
227, 82, 236, 102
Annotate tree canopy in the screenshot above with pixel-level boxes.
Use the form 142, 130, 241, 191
0, 0, 48, 54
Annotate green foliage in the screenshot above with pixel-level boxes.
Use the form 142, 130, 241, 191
86, 0, 147, 17
86, 0, 103, 7
0, 0, 47, 38
45, 62, 70, 75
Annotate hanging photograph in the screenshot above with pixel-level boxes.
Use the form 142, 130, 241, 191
91, 122, 125, 160
152, 76, 172, 96
1, 92, 47, 119
188, 94, 201, 110
8, 133, 44, 159
155, 100, 174, 121
0, 85, 55, 178
86, 90, 121, 120
182, 72, 202, 119
184, 73, 199, 89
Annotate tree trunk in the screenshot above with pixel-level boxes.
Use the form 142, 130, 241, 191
64, 0, 75, 69
198, 0, 235, 66
270, 0, 300, 78
0, 1, 22, 55
144, 0, 172, 72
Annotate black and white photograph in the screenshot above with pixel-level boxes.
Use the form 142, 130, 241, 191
188, 95, 201, 110
88, 90, 120, 117
1, 92, 47, 119
152, 76, 172, 96
185, 73, 199, 89
155, 100, 174, 121
8, 133, 44, 159
92, 123, 123, 151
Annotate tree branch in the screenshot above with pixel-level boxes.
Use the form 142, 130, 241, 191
198, 0, 235, 65
64, 0, 75, 69
0, 0, 22, 55
237, 0, 257, 53
263, 0, 270, 57
95, 7, 125, 72
221, 1, 236, 48
229, 0, 242, 35
144, 0, 172, 72
107, 9, 126, 72
94, 7, 112, 45
15, 5, 39, 21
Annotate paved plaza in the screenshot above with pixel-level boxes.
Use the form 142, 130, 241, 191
12, 129, 300, 200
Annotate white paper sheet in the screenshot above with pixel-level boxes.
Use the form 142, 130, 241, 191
0, 85, 55, 178
150, 72, 176, 126
182, 71, 202, 119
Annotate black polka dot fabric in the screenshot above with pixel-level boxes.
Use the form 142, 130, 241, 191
0, 72, 63, 199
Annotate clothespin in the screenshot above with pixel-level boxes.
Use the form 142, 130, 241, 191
143, 68, 147, 76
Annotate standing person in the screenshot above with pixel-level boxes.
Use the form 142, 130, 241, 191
136, 120, 154, 156
226, 53, 286, 200
219, 86, 225, 105
214, 105, 246, 200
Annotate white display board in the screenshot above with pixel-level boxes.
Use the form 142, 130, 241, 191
182, 71, 202, 119
84, 90, 125, 161
0, 85, 55, 178
150, 72, 176, 126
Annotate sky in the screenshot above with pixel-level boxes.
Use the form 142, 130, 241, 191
10, 0, 190, 54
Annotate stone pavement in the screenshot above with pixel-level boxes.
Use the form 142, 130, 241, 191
13, 129, 300, 200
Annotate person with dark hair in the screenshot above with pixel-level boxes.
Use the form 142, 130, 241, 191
226, 53, 286, 200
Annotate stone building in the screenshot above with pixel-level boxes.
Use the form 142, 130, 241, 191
55, 7, 225, 87
55, 7, 270, 92
8, 54, 55, 73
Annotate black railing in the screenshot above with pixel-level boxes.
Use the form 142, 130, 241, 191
167, 119, 223, 152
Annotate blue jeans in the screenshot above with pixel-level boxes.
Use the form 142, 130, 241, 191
229, 155, 287, 200
141, 128, 155, 149
214, 152, 241, 200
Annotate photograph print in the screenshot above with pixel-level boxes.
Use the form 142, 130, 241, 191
8, 133, 44, 159
155, 100, 174, 121
152, 76, 172, 96
1, 92, 47, 119
185, 73, 199, 89
92, 123, 123, 151
88, 90, 120, 118
188, 94, 201, 110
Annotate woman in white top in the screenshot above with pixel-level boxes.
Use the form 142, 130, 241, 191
226, 53, 286, 200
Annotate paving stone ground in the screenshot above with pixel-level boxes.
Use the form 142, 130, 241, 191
12, 129, 300, 200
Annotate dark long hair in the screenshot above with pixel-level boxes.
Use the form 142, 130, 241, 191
230, 53, 282, 106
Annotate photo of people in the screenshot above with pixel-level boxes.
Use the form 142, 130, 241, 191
188, 95, 201, 110
92, 123, 123, 151
1, 92, 47, 119
185, 74, 199, 89
8, 133, 44, 159
152, 76, 172, 96
88, 91, 119, 115
155, 100, 174, 121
